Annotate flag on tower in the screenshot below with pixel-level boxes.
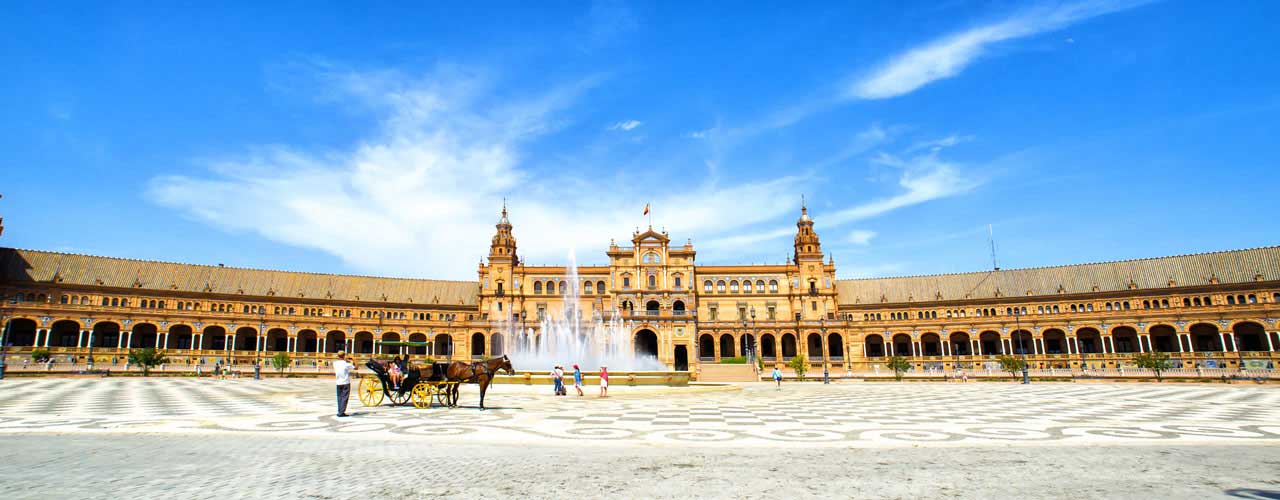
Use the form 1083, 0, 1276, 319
643, 203, 650, 215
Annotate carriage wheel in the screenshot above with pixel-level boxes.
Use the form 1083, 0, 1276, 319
388, 387, 412, 406
410, 383, 433, 409
358, 376, 384, 407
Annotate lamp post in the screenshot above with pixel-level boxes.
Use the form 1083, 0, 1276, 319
1015, 309, 1029, 385
0, 310, 10, 380
749, 306, 757, 363
820, 317, 829, 384
86, 320, 95, 372
446, 313, 454, 361
520, 310, 527, 355
255, 307, 265, 380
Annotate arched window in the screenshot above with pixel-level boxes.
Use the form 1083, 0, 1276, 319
1161, 299, 1169, 308
559, 281, 567, 295
730, 281, 739, 292
755, 280, 765, 292
584, 281, 593, 294
597, 281, 606, 293
648, 275, 656, 288
1247, 294, 1257, 304
769, 280, 778, 293
704, 280, 712, 293
60, 295, 69, 304
534, 281, 542, 294
717, 280, 726, 293
1227, 295, 1236, 305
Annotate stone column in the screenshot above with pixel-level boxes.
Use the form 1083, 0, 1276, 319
1102, 336, 1113, 354
941, 340, 949, 357
1138, 335, 1149, 353
1266, 331, 1275, 352
1184, 334, 1195, 353
78, 330, 88, 348
1222, 333, 1235, 352
193, 334, 201, 351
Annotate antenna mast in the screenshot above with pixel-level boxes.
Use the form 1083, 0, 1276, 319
988, 224, 1000, 271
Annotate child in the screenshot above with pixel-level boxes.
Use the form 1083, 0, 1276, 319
573, 364, 584, 396
389, 355, 404, 390
598, 365, 609, 397
772, 366, 783, 389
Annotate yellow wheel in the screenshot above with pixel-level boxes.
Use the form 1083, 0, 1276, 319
358, 375, 384, 407
411, 383, 433, 409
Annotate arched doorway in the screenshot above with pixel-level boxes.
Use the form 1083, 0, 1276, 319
949, 332, 971, 355
1011, 330, 1033, 355
719, 334, 735, 358
807, 333, 824, 359
674, 345, 689, 371
202, 326, 228, 351
780, 333, 797, 360
324, 330, 345, 353
267, 328, 289, 352
6, 318, 37, 346
739, 333, 755, 358
864, 334, 885, 357
91, 322, 120, 348
979, 331, 1002, 355
490, 333, 504, 357
673, 300, 686, 315
635, 329, 658, 358
237, 327, 259, 351
1042, 329, 1067, 354
49, 320, 80, 348
1150, 325, 1178, 352
828, 333, 844, 359
892, 333, 912, 357
760, 333, 776, 359
407, 332, 428, 355
1076, 328, 1102, 354
646, 300, 660, 316
1112, 326, 1139, 353
698, 334, 715, 359
471, 332, 486, 358
354, 331, 374, 354
920, 332, 941, 356
294, 329, 316, 353
1190, 323, 1221, 351
433, 333, 452, 358
166, 325, 192, 350
1233, 322, 1268, 351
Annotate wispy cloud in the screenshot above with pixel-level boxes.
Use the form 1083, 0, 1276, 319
850, 0, 1154, 100
149, 64, 803, 278
608, 119, 643, 131
813, 123, 899, 169
907, 134, 973, 153
847, 230, 877, 246
826, 150, 984, 225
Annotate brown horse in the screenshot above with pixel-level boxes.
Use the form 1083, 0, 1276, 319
444, 355, 515, 410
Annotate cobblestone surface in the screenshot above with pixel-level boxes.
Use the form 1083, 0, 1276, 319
2, 378, 1279, 498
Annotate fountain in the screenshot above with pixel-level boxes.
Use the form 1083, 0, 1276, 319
503, 249, 667, 371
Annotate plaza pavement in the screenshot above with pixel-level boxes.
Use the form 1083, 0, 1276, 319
1, 377, 1279, 498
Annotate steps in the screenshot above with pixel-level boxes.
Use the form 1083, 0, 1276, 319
698, 363, 758, 382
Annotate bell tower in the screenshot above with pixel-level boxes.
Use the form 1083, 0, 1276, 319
489, 201, 518, 264
793, 199, 822, 264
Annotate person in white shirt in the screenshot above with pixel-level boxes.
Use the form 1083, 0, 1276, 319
334, 351, 356, 417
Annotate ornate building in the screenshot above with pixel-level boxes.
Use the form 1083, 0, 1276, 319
1, 204, 1278, 373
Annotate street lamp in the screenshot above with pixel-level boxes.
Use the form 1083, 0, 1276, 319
1015, 309, 1029, 385
86, 320, 95, 372
749, 306, 757, 364
820, 317, 829, 384
0, 310, 10, 380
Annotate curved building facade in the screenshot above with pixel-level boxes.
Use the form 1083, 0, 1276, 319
1, 205, 1278, 373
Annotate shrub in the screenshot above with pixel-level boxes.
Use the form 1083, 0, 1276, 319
128, 348, 168, 377
886, 356, 911, 381
720, 356, 748, 364
31, 348, 51, 363
787, 354, 808, 381
1134, 351, 1172, 382
270, 352, 292, 372
997, 355, 1026, 379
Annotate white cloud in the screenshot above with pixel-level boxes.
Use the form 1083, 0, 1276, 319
149, 66, 803, 278
826, 151, 983, 225
907, 134, 973, 153
850, 0, 1154, 100
813, 123, 898, 168
608, 119, 643, 131
847, 230, 877, 246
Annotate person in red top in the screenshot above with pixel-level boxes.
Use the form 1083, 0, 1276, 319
598, 365, 609, 398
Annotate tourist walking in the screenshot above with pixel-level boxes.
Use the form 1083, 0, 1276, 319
214, 361, 222, 380
772, 366, 783, 389
572, 364, 584, 396
334, 351, 356, 417
552, 365, 565, 396
599, 365, 609, 397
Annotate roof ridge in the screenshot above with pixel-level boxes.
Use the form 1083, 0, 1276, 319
3, 247, 477, 286
837, 245, 1280, 282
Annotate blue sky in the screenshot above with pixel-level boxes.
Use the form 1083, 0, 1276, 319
1, 0, 1277, 280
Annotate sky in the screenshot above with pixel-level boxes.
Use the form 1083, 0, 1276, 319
1, 0, 1278, 281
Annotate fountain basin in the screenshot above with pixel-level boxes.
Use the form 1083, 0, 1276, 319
493, 370, 689, 386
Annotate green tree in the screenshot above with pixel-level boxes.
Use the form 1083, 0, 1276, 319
886, 356, 911, 381
128, 348, 168, 377
997, 355, 1025, 379
30, 348, 51, 363
787, 354, 808, 381
270, 352, 292, 373
1133, 351, 1172, 382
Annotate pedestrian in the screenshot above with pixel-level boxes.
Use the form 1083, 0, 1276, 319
573, 364, 584, 396
598, 365, 609, 397
772, 366, 783, 389
551, 365, 564, 396
214, 361, 221, 380
196, 364, 202, 377
334, 351, 356, 417
823, 364, 830, 384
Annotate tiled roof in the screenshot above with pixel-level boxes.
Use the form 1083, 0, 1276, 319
835, 246, 1280, 305
0, 248, 479, 306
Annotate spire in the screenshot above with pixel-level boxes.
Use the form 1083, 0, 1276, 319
489, 202, 517, 262
794, 200, 821, 262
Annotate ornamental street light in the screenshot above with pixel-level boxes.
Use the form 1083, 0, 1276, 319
1015, 309, 1029, 385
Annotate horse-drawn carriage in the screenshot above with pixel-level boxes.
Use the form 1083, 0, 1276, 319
356, 341, 516, 410
358, 358, 460, 409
